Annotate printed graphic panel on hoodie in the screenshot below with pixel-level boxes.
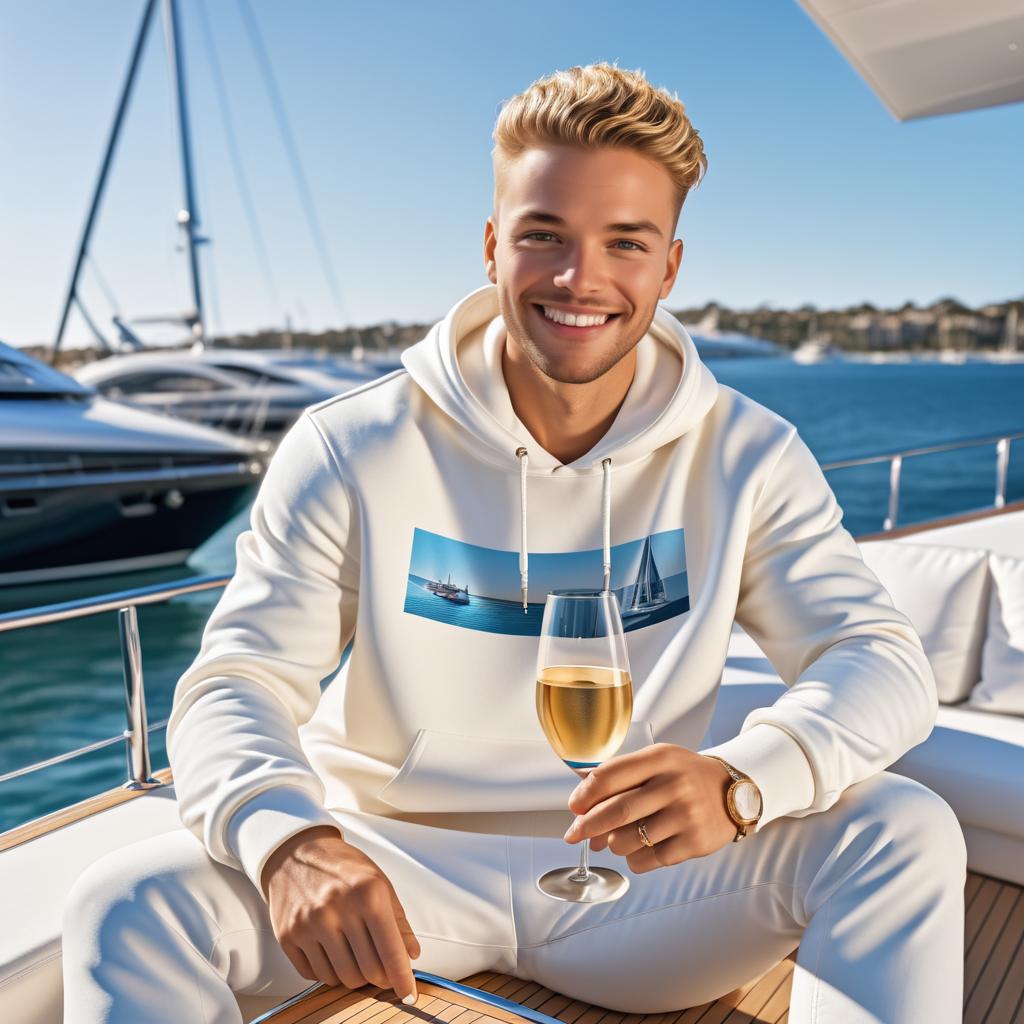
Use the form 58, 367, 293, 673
166, 284, 938, 893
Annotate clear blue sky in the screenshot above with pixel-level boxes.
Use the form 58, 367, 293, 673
1, 1, 1021, 349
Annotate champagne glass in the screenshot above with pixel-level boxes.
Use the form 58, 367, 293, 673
535, 589, 634, 903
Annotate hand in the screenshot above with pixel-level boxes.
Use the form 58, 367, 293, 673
563, 744, 737, 873
261, 825, 421, 1004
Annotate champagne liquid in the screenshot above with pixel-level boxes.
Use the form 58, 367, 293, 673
536, 665, 633, 770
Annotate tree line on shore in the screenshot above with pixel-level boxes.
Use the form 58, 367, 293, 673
27, 294, 1023, 371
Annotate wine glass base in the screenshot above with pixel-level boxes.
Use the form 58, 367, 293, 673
536, 865, 630, 903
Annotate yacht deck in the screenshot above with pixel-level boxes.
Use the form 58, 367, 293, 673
256, 870, 1024, 1023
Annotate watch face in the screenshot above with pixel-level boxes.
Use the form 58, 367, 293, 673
733, 781, 762, 823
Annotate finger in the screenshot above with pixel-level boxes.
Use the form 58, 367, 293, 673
365, 901, 419, 1004
626, 833, 692, 875
282, 940, 316, 983
393, 900, 422, 960
319, 933, 367, 991
567, 746, 667, 814
344, 919, 390, 991
606, 805, 676, 856
379, 876, 422, 962
303, 942, 342, 988
565, 777, 673, 843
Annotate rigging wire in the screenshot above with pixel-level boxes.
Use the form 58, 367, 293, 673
85, 253, 123, 317
235, 0, 350, 330
195, 0, 281, 331
51, 0, 160, 362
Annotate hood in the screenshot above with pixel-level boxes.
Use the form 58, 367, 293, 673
402, 283, 718, 475
402, 284, 720, 611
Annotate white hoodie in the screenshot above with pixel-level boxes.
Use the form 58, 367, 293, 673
166, 284, 938, 895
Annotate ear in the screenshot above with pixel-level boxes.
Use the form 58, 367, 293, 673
660, 238, 684, 299
484, 217, 498, 284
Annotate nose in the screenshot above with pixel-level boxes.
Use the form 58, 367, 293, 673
551, 240, 605, 296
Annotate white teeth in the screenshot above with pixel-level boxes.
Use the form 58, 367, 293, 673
541, 305, 610, 328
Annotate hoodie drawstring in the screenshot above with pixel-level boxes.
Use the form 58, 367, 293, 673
515, 447, 529, 611
601, 457, 612, 592
514, 447, 613, 612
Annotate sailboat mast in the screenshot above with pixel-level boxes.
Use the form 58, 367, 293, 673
51, 0, 159, 364
163, 0, 206, 347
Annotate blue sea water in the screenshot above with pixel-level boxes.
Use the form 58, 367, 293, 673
404, 573, 690, 636
1, 356, 1022, 831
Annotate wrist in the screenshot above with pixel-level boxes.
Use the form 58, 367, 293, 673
261, 824, 344, 898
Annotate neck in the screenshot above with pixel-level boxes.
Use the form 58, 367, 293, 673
502, 340, 637, 465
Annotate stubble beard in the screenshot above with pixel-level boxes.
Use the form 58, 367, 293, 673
502, 295, 658, 386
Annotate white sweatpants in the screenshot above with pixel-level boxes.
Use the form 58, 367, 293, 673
61, 771, 966, 1023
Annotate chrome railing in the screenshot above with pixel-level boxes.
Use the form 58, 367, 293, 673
0, 428, 1020, 797
820, 428, 1023, 531
0, 574, 229, 790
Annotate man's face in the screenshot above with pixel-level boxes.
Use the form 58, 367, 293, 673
484, 145, 683, 385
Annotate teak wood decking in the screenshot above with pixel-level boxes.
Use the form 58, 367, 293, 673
256, 871, 1024, 1024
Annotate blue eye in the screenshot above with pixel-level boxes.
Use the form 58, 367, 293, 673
523, 232, 645, 251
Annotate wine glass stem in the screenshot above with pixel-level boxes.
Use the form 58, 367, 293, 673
569, 838, 592, 882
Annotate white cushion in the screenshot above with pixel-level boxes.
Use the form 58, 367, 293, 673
968, 552, 1024, 715
858, 540, 990, 704
891, 704, 1024, 845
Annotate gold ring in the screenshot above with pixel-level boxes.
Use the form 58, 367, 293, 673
637, 819, 654, 848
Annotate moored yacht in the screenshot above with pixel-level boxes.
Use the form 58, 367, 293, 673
0, 341, 265, 586
72, 349, 351, 442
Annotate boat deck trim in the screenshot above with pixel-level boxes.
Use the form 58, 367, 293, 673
0, 765, 173, 853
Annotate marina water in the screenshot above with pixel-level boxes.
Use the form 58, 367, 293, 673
2, 356, 1023, 832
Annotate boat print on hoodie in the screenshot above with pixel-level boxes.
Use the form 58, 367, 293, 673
404, 527, 688, 636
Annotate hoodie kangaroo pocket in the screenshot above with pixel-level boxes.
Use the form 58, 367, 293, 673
376, 720, 656, 812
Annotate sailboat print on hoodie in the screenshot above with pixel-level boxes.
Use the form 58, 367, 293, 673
404, 526, 688, 636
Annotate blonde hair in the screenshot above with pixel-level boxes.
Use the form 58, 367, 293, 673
491, 61, 707, 233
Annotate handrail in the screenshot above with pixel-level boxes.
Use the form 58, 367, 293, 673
819, 429, 1024, 470
0, 574, 229, 792
819, 428, 1021, 531
118, 605, 162, 788
0, 717, 169, 785
0, 426, 1020, 794
0, 573, 230, 632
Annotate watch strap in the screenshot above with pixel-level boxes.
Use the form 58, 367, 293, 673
705, 754, 744, 784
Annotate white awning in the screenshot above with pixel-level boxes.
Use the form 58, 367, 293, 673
797, 0, 1024, 120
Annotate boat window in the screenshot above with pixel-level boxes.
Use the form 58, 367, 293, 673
0, 360, 37, 388
208, 363, 285, 385
0, 353, 92, 396
109, 371, 228, 394
274, 357, 373, 380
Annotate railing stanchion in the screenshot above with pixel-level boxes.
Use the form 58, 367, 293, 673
883, 455, 903, 531
118, 605, 163, 790
995, 438, 1010, 509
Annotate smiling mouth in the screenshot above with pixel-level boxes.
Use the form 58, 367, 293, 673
531, 304, 622, 336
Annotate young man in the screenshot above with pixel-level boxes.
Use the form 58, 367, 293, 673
63, 63, 966, 1023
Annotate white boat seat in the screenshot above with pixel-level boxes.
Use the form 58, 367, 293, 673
0, 786, 281, 1024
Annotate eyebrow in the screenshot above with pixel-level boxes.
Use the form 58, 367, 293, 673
513, 209, 664, 239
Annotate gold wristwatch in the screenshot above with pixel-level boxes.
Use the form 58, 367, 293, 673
704, 755, 763, 842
